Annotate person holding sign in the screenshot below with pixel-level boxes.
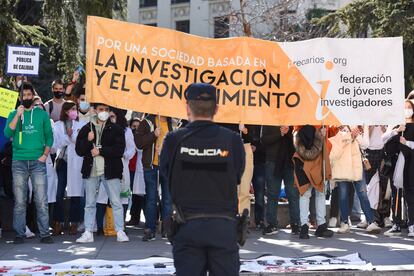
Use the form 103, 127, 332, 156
3, 82, 54, 244
399, 100, 414, 237
134, 114, 173, 241
75, 102, 129, 243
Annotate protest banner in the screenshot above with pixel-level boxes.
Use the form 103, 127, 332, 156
0, 88, 19, 118
0, 253, 372, 275
86, 16, 405, 126
6, 45, 40, 76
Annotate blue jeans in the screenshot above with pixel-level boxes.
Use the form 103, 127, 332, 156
338, 175, 374, 224
84, 176, 124, 232
265, 162, 300, 227
300, 186, 326, 226
252, 163, 265, 225
12, 160, 50, 238
144, 166, 172, 233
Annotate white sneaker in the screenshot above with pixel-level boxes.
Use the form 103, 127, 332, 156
366, 222, 381, 234
76, 231, 94, 243
384, 217, 393, 228
384, 224, 401, 236
116, 230, 129, 242
337, 222, 350, 234
25, 226, 35, 239
348, 217, 353, 227
357, 220, 368, 229
328, 217, 337, 228
408, 225, 414, 237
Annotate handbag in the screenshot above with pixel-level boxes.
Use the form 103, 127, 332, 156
54, 146, 67, 170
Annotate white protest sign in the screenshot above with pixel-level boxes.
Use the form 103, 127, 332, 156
6, 45, 40, 76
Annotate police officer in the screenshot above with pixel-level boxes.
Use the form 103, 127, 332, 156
160, 83, 245, 276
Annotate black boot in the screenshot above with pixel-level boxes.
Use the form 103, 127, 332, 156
315, 223, 334, 238
291, 224, 300, 235
299, 224, 309, 239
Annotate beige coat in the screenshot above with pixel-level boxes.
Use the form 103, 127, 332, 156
329, 131, 363, 182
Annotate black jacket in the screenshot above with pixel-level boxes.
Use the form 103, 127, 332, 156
245, 125, 265, 165
160, 120, 245, 215
133, 115, 173, 169
75, 120, 125, 180
401, 123, 414, 190
261, 126, 295, 171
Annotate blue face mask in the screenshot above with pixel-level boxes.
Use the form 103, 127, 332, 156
79, 101, 90, 111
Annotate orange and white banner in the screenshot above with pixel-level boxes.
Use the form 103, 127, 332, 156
86, 16, 405, 126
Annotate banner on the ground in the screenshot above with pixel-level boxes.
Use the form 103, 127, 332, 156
0, 253, 372, 275
0, 88, 19, 118
6, 45, 40, 76
86, 16, 405, 126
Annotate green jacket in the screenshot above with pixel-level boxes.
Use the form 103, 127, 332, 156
4, 107, 53, 160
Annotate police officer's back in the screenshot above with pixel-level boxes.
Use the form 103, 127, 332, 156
160, 83, 245, 276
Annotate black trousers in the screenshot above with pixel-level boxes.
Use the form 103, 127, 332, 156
173, 218, 239, 276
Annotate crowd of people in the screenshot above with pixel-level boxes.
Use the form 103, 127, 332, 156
0, 75, 414, 244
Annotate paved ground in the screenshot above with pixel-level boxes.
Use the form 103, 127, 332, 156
1, 223, 414, 272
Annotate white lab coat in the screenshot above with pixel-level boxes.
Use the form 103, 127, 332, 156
54, 119, 87, 197
97, 127, 136, 205
132, 149, 146, 195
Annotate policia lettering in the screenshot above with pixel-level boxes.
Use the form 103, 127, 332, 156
180, 147, 229, 157
94, 50, 300, 108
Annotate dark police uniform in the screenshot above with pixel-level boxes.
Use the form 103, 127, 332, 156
160, 83, 245, 276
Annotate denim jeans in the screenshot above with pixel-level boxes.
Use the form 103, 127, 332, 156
252, 163, 265, 225
338, 176, 374, 224
144, 166, 172, 233
265, 162, 300, 227
12, 160, 50, 238
84, 176, 124, 232
300, 186, 326, 226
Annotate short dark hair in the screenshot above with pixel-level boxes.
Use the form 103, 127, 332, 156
187, 100, 217, 118
20, 82, 35, 96
52, 79, 64, 89
75, 88, 86, 99
129, 117, 141, 127
60, 101, 77, 121
93, 102, 109, 109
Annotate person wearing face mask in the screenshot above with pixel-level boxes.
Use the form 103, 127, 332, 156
3, 82, 54, 244
95, 108, 136, 233
128, 118, 146, 226
44, 79, 66, 122
75, 103, 128, 243
52, 101, 88, 236
14, 76, 27, 92
398, 100, 414, 237
76, 89, 92, 122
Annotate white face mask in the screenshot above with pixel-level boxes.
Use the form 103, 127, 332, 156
97, 111, 109, 122
17, 79, 22, 88
405, 108, 413, 119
